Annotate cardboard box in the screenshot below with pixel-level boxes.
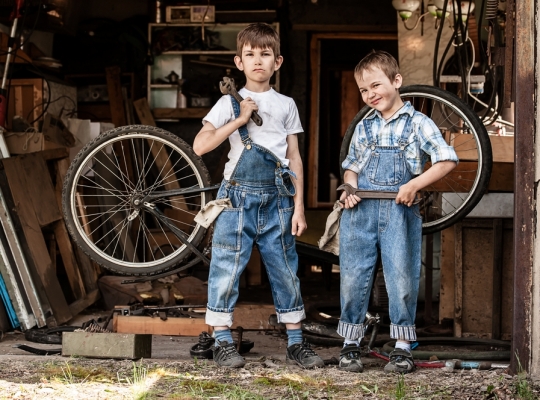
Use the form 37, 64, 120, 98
5, 131, 64, 155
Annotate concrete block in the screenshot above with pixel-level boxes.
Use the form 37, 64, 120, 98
62, 332, 152, 359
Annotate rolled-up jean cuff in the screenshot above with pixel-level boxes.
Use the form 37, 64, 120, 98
337, 321, 365, 340
277, 308, 305, 324
390, 324, 417, 341
205, 309, 234, 327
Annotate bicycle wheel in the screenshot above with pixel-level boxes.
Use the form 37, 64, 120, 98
63, 125, 212, 275
340, 85, 492, 234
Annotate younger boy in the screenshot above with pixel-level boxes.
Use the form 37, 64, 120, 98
338, 50, 458, 373
193, 23, 323, 369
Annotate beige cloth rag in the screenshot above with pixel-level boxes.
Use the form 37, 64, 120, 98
317, 200, 343, 256
194, 198, 232, 228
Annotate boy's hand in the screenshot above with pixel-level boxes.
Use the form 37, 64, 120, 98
340, 190, 361, 209
396, 182, 418, 207
238, 97, 258, 125
291, 209, 307, 237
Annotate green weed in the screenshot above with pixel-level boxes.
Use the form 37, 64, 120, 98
395, 374, 406, 399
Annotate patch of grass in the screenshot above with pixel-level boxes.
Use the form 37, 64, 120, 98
395, 374, 406, 399
43, 361, 116, 384
176, 379, 264, 399
514, 352, 536, 400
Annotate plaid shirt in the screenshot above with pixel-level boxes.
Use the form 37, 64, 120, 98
342, 101, 459, 176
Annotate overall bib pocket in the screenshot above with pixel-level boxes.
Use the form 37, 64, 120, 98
367, 152, 405, 186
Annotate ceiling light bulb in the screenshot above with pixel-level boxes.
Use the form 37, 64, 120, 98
392, 0, 421, 19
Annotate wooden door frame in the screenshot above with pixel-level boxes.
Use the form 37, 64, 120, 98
307, 32, 397, 208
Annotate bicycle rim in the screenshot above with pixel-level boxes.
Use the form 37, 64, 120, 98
341, 85, 492, 234
66, 130, 210, 270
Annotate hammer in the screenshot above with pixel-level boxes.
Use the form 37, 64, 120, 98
219, 77, 263, 126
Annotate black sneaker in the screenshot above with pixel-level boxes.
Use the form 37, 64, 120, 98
383, 348, 415, 374
338, 344, 363, 372
212, 341, 246, 368
286, 340, 324, 369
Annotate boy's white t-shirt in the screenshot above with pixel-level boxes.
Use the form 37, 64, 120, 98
202, 88, 303, 180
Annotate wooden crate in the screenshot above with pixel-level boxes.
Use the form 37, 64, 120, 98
439, 218, 514, 340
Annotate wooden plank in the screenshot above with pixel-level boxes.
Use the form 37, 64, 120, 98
20, 153, 62, 227
105, 66, 127, 127
452, 134, 514, 163
68, 289, 101, 316
454, 223, 463, 337
439, 227, 455, 322
54, 221, 86, 299
425, 162, 514, 192
307, 34, 320, 208
492, 219, 503, 340
152, 108, 210, 119
41, 147, 70, 161
2, 157, 72, 324
340, 71, 361, 139
133, 98, 157, 126
114, 315, 212, 336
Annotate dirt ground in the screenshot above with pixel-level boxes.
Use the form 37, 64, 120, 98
0, 329, 538, 400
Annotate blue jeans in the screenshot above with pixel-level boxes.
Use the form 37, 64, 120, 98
205, 181, 305, 327
338, 200, 422, 341
338, 113, 422, 341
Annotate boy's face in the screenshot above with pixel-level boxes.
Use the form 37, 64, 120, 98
355, 66, 403, 117
234, 44, 283, 85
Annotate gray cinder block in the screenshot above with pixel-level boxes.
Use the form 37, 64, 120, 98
62, 332, 152, 359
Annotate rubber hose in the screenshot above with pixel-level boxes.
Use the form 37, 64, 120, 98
383, 339, 511, 361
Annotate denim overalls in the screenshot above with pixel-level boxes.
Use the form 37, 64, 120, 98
338, 114, 422, 342
205, 96, 306, 327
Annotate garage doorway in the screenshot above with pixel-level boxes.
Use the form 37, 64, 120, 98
307, 33, 398, 208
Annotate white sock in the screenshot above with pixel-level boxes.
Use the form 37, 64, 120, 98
395, 340, 411, 352
344, 339, 360, 347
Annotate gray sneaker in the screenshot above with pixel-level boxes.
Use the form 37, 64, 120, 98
212, 341, 246, 368
286, 340, 325, 369
383, 348, 415, 374
338, 344, 363, 372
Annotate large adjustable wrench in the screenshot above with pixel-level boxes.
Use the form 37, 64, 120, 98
219, 77, 263, 126
337, 183, 422, 205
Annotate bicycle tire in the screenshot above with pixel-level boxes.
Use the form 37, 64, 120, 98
63, 125, 212, 276
340, 85, 492, 234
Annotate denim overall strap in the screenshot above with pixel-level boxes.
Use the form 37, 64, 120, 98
397, 113, 414, 150
230, 95, 251, 146
363, 118, 377, 149
228, 96, 296, 196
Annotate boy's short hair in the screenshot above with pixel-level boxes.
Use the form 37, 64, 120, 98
236, 23, 280, 57
354, 50, 400, 82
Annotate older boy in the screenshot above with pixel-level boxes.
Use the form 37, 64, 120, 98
193, 23, 323, 369
338, 50, 458, 374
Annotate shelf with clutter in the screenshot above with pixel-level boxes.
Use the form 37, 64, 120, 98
147, 22, 279, 121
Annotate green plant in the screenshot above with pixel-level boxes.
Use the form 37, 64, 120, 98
514, 352, 535, 400
61, 362, 74, 384
395, 374, 406, 399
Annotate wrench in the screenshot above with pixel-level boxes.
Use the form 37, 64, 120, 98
337, 183, 422, 205
219, 77, 263, 126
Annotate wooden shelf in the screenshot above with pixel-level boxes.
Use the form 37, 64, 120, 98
152, 108, 210, 119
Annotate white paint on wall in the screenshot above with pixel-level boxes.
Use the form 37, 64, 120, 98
397, 13, 455, 86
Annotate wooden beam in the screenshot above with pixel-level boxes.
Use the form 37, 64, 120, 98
68, 289, 101, 316
114, 315, 212, 336
105, 66, 127, 127
307, 34, 320, 208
